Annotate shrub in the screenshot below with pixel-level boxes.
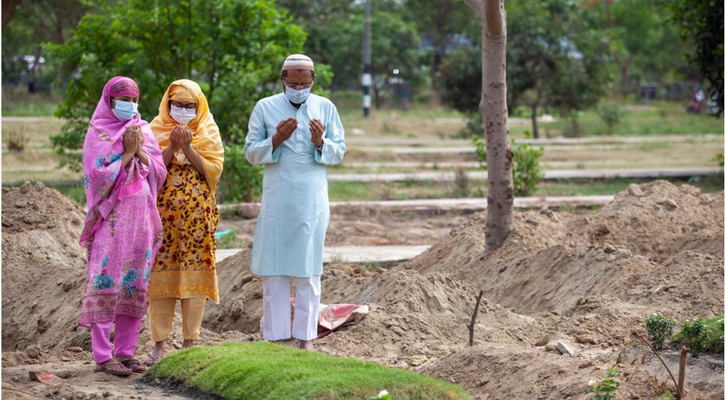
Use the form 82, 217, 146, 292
597, 102, 623, 135
511, 138, 543, 196
472, 131, 544, 197
216, 128, 263, 203
6, 126, 29, 152
673, 316, 724, 357
644, 313, 676, 350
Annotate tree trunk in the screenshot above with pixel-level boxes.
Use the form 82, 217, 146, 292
465, 0, 512, 252
530, 102, 539, 139
2, 0, 23, 30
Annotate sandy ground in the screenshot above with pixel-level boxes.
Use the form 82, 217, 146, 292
2, 180, 723, 399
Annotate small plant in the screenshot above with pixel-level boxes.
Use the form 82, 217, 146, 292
597, 102, 623, 135
645, 313, 676, 350
472, 132, 544, 196
586, 367, 621, 400
511, 138, 543, 196
673, 316, 724, 357
6, 126, 29, 152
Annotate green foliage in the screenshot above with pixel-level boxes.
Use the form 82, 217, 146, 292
597, 102, 624, 135
48, 0, 306, 172
439, 46, 481, 114
644, 313, 676, 350
146, 342, 470, 400
665, 0, 724, 114
472, 135, 487, 168
586, 367, 621, 400
512, 138, 544, 197
217, 137, 263, 203
472, 131, 543, 197
673, 316, 724, 357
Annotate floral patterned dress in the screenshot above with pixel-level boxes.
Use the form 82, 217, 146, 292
79, 179, 164, 327
148, 164, 220, 302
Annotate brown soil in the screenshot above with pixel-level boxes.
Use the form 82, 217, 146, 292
2, 180, 723, 400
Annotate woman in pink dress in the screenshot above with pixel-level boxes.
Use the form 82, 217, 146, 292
78, 76, 166, 376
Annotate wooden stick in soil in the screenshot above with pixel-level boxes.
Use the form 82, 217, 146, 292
633, 332, 681, 398
677, 347, 689, 400
468, 290, 484, 347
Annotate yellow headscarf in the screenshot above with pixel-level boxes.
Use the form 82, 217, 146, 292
151, 79, 224, 194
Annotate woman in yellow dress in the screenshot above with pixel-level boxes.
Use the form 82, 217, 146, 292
145, 79, 224, 365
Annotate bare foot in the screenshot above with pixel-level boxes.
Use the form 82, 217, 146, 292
145, 341, 165, 366
298, 340, 315, 351
182, 340, 194, 349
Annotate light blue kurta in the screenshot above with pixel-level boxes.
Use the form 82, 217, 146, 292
245, 93, 346, 277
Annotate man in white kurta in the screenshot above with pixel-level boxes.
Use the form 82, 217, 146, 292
244, 54, 346, 350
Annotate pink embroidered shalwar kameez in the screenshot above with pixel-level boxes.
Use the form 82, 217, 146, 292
78, 77, 166, 364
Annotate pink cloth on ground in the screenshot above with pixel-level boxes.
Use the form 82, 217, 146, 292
289, 298, 369, 339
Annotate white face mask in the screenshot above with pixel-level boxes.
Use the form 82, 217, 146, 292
112, 100, 139, 121
170, 104, 196, 125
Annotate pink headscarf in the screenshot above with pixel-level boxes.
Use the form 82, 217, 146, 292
80, 76, 167, 246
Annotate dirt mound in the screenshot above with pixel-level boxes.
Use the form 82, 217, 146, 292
401, 181, 724, 318
578, 181, 724, 261
316, 269, 543, 367
1, 182, 89, 352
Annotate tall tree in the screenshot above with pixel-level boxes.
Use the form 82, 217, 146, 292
463, 0, 512, 252
665, 0, 724, 114
49, 0, 304, 163
402, 0, 478, 91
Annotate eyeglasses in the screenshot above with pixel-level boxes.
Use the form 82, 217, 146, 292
283, 79, 312, 91
170, 101, 197, 110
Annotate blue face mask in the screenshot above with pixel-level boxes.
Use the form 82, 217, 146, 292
284, 87, 311, 104
112, 100, 139, 121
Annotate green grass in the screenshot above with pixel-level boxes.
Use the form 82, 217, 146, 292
145, 342, 470, 400
1, 89, 60, 117
215, 228, 249, 249
534, 102, 724, 138
536, 175, 724, 196
326, 175, 724, 202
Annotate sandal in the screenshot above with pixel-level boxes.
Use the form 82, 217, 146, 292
94, 360, 133, 376
144, 353, 162, 367
118, 357, 147, 373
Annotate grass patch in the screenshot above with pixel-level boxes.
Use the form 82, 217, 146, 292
215, 229, 249, 249
536, 175, 724, 196
1, 88, 60, 117
145, 342, 470, 400
533, 102, 723, 138
327, 175, 723, 202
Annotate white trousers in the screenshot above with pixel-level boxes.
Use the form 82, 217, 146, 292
263, 275, 321, 341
